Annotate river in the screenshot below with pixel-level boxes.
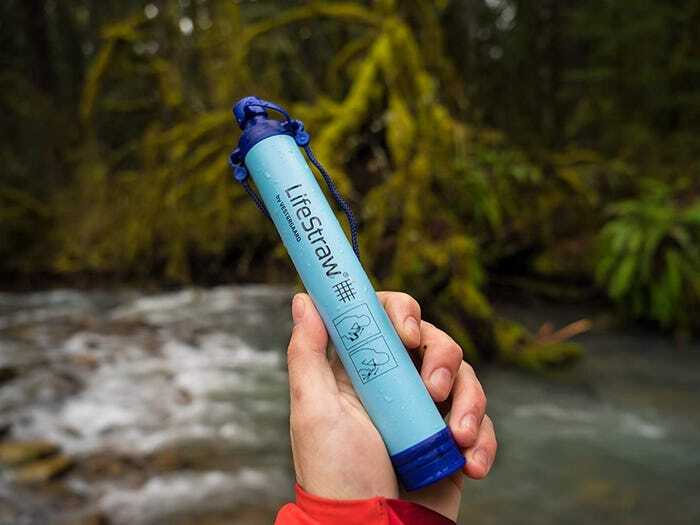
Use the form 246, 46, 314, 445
0, 286, 698, 524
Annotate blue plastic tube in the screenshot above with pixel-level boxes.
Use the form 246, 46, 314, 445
230, 97, 464, 491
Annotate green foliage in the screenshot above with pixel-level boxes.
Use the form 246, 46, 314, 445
0, 68, 65, 274
47, 0, 582, 366
52, 12, 277, 283
2, 0, 699, 350
597, 183, 700, 330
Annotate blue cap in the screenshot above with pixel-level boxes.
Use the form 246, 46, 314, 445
232, 97, 296, 159
390, 427, 466, 491
232, 96, 313, 160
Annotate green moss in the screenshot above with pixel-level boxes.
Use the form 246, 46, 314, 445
494, 319, 583, 372
47, 1, 591, 368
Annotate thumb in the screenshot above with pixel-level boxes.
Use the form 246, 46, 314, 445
287, 294, 337, 413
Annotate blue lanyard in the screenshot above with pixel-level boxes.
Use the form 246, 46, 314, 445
229, 97, 361, 260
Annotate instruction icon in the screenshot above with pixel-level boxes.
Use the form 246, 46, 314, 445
333, 303, 381, 351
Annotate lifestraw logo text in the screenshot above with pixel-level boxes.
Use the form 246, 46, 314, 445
280, 184, 342, 278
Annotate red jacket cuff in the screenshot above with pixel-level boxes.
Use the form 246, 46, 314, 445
274, 483, 455, 525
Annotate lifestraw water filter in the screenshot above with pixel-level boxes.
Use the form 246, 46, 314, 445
229, 97, 465, 491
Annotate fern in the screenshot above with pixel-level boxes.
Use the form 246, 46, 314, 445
597, 183, 700, 330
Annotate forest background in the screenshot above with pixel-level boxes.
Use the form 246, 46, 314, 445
2, 0, 699, 369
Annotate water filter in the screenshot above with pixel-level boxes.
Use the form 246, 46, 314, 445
229, 97, 464, 491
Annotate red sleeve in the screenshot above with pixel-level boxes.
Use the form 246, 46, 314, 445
274, 483, 455, 525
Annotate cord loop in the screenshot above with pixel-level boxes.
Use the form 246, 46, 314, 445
229, 99, 361, 259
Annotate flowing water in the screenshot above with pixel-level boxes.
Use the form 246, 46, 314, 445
0, 286, 698, 524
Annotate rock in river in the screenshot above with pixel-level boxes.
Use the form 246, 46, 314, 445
0, 440, 59, 466
13, 454, 74, 483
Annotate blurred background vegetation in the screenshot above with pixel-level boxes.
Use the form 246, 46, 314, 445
1, 0, 699, 363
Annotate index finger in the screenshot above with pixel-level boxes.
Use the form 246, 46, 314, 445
377, 291, 422, 349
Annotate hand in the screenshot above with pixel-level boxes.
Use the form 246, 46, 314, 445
286, 291, 497, 521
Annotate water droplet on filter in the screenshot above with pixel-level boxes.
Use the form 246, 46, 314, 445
383, 393, 393, 403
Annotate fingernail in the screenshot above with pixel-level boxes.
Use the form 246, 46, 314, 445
404, 316, 419, 341
429, 367, 451, 395
292, 295, 305, 324
460, 413, 477, 434
472, 448, 490, 469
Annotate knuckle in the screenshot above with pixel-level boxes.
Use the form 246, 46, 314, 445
459, 360, 475, 376
447, 340, 464, 363
483, 415, 497, 450
395, 291, 413, 303
421, 320, 437, 333
392, 292, 421, 315
405, 294, 421, 316
473, 390, 487, 416
464, 363, 486, 400
486, 414, 496, 435
478, 383, 487, 408
433, 327, 459, 350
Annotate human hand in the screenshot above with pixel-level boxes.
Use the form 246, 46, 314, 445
286, 291, 497, 521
